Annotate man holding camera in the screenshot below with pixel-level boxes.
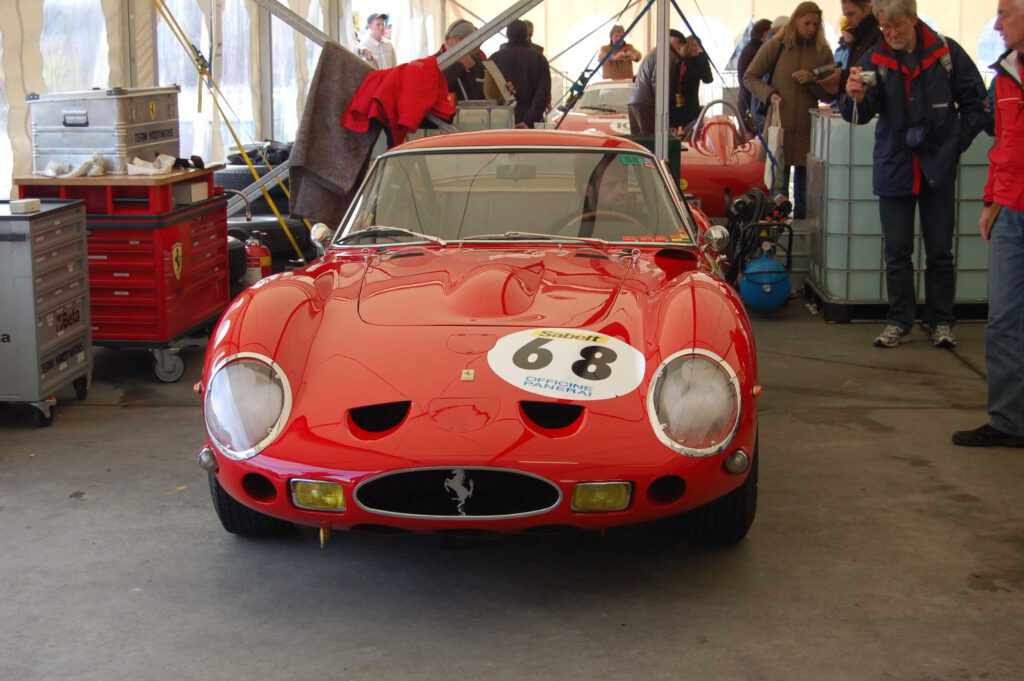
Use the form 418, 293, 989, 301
841, 0, 985, 348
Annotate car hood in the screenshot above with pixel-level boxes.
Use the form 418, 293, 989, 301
357, 247, 632, 327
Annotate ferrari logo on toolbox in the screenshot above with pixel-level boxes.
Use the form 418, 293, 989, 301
171, 242, 183, 280
149, 101, 157, 121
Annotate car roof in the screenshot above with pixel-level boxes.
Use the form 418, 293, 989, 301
393, 129, 651, 153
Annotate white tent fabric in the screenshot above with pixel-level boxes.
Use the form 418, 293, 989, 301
0, 0, 1004, 199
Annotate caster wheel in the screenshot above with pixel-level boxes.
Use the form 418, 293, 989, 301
32, 406, 53, 427
73, 376, 89, 401
153, 353, 185, 383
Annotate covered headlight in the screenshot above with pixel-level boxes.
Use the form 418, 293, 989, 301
647, 349, 740, 456
204, 353, 291, 460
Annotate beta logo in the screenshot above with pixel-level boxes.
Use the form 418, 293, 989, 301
487, 328, 645, 401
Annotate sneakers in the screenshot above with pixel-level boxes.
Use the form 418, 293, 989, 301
874, 324, 912, 348
873, 323, 958, 348
929, 323, 957, 348
952, 424, 1024, 447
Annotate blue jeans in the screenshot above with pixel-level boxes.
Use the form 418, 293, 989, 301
877, 178, 956, 329
986, 206, 1024, 436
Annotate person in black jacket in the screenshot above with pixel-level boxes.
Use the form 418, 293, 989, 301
436, 19, 486, 101
628, 30, 685, 135
738, 19, 773, 126
841, 0, 986, 349
837, 0, 882, 93
671, 35, 714, 131
489, 20, 551, 128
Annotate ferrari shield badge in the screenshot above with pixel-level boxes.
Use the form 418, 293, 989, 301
149, 101, 157, 121
171, 242, 183, 281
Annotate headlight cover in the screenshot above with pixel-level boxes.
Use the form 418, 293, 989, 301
204, 353, 291, 460
647, 349, 741, 457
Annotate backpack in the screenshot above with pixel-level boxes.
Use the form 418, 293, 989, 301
875, 34, 954, 82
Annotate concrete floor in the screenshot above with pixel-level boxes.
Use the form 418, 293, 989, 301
1, 304, 1021, 681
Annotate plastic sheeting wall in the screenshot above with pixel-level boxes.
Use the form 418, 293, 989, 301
0, 0, 1005, 199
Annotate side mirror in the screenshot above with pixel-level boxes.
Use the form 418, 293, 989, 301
310, 222, 334, 255
700, 224, 730, 253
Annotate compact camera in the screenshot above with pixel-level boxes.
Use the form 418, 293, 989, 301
811, 63, 838, 79
857, 70, 878, 86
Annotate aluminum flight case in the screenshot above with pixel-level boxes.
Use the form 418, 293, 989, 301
28, 86, 181, 174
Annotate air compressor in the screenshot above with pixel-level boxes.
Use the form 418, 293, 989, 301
723, 190, 794, 311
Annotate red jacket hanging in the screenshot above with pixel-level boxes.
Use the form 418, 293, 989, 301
342, 56, 457, 145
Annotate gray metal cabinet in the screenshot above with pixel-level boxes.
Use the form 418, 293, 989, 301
0, 200, 92, 425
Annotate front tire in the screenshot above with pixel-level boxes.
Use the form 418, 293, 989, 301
208, 472, 291, 537
691, 445, 758, 544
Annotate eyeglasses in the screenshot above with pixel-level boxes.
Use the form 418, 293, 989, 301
879, 18, 912, 32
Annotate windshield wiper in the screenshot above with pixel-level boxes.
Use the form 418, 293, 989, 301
579, 105, 619, 113
463, 232, 609, 247
336, 226, 446, 247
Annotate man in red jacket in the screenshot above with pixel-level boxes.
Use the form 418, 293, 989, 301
953, 0, 1024, 447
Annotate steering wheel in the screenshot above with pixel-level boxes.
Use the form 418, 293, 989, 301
560, 210, 642, 236
691, 99, 749, 143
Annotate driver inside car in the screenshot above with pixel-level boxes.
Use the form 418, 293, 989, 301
569, 154, 646, 239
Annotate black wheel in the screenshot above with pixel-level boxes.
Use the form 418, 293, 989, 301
691, 443, 758, 544
73, 376, 88, 401
207, 472, 291, 537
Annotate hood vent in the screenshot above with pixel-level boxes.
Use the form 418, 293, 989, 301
348, 401, 411, 437
520, 401, 585, 432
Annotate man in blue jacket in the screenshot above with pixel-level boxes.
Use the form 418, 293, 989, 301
840, 0, 985, 348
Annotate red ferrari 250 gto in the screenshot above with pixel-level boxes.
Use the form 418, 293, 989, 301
198, 129, 760, 544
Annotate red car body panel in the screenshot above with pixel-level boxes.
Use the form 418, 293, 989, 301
201, 130, 759, 535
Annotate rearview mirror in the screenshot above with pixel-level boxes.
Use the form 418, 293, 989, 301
310, 222, 334, 254
700, 224, 730, 253
496, 164, 536, 181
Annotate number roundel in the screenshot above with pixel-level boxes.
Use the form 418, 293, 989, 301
487, 328, 645, 401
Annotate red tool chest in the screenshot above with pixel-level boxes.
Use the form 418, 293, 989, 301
85, 198, 228, 342
16, 168, 229, 380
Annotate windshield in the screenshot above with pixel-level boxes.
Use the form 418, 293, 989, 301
577, 85, 631, 114
339, 149, 694, 246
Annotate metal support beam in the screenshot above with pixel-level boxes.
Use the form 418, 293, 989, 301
249, 0, 331, 46
654, 0, 669, 160
256, 5, 274, 141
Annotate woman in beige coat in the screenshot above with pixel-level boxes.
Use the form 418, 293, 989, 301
742, 1, 838, 218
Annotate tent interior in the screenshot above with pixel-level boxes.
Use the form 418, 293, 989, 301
0, 0, 1006, 200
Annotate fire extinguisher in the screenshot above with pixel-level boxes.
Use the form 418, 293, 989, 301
242, 232, 272, 286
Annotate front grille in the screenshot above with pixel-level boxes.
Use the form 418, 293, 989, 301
355, 467, 561, 518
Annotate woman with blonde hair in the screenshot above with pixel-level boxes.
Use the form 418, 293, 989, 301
742, 1, 838, 217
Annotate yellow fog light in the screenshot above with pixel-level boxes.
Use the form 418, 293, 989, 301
572, 482, 632, 512
290, 479, 346, 512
